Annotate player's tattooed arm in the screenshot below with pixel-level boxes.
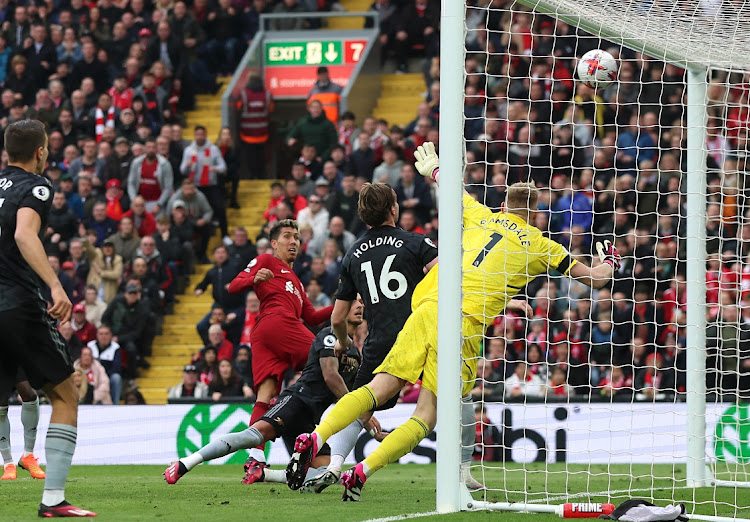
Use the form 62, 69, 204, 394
320, 356, 349, 399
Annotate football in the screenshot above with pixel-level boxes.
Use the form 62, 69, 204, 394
577, 49, 618, 89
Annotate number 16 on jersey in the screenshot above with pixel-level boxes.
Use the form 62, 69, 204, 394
361, 254, 407, 304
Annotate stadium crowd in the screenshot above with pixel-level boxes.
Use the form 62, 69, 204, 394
0, 0, 346, 404
1, 0, 745, 404
174, 0, 750, 405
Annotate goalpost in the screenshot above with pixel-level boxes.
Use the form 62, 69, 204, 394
437, 0, 750, 520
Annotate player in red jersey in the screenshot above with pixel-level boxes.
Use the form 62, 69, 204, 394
227, 218, 333, 483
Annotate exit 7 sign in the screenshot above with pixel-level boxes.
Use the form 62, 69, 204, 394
265, 40, 367, 66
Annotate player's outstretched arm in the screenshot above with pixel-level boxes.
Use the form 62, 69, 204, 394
16, 207, 72, 324
568, 241, 620, 289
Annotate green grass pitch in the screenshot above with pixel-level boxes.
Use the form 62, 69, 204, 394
2, 464, 749, 521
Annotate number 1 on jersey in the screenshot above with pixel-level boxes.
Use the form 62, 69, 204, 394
361, 254, 407, 304
472, 232, 504, 267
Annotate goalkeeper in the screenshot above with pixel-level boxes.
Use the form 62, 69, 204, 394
288, 142, 621, 501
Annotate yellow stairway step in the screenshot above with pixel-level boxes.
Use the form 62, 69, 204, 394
140, 367, 184, 378
149, 355, 197, 367
152, 342, 199, 354
140, 389, 167, 404
138, 377, 184, 389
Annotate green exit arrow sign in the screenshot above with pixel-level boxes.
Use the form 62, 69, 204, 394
265, 41, 344, 66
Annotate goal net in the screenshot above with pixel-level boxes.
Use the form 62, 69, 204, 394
436, 0, 750, 520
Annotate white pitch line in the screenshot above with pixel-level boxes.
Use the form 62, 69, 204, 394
362, 511, 440, 522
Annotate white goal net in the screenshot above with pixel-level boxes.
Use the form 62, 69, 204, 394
437, 0, 750, 520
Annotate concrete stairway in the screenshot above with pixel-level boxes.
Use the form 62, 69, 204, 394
138, 181, 272, 404
327, 0, 371, 30
137, 77, 275, 404
372, 73, 424, 128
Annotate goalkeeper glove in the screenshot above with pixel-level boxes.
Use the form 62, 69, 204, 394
414, 141, 440, 181
596, 240, 621, 271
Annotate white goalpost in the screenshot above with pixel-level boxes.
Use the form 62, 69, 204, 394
436, 0, 750, 520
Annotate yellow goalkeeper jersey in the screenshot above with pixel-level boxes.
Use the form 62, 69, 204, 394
413, 193, 577, 325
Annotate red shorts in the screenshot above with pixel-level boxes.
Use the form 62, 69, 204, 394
249, 316, 315, 393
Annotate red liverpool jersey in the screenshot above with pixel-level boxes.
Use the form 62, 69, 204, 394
228, 253, 332, 325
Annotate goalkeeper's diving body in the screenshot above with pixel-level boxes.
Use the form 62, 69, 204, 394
286, 142, 621, 501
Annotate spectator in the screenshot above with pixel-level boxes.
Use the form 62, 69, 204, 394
87, 325, 123, 405
471, 359, 503, 400
306, 277, 331, 309
62, 261, 86, 304
71, 302, 98, 346
204, 0, 243, 75
226, 226, 257, 269
233, 345, 253, 388
504, 360, 545, 399
69, 138, 105, 183
374, 145, 404, 187
73, 346, 112, 405
307, 215, 355, 259
128, 137, 174, 215
154, 214, 192, 286
83, 285, 108, 327
125, 389, 147, 405
106, 216, 141, 264
296, 193, 330, 242
180, 125, 228, 243
6, 55, 35, 105
196, 345, 218, 386
390, 0, 439, 73
194, 244, 243, 343
233, 73, 273, 180
298, 143, 322, 180
72, 367, 92, 404
599, 365, 634, 397
307, 66, 342, 124
168, 364, 210, 400
103, 178, 130, 222
81, 201, 119, 246
46, 189, 79, 255
395, 163, 433, 225
546, 365, 572, 398
209, 358, 252, 401
123, 195, 157, 238
216, 127, 240, 209
350, 131, 375, 181
102, 282, 153, 375
206, 323, 235, 362
707, 303, 750, 396
72, 174, 97, 219
238, 291, 260, 347
84, 238, 124, 304
327, 172, 362, 235
270, 0, 306, 31
102, 137, 135, 187
279, 181, 306, 222
91, 92, 118, 143
131, 235, 174, 305
287, 99, 338, 159
71, 41, 109, 93
167, 178, 213, 263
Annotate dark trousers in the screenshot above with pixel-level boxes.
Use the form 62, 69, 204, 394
241, 141, 267, 179
198, 185, 228, 237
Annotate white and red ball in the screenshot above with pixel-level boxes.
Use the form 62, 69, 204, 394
577, 49, 618, 90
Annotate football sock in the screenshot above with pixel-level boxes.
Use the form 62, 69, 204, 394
21, 397, 40, 456
263, 468, 286, 483
461, 397, 475, 465
307, 465, 329, 481
248, 401, 270, 461
327, 419, 364, 471
363, 416, 430, 476
191, 427, 264, 469
43, 424, 77, 506
315, 386, 378, 443
0, 406, 11, 465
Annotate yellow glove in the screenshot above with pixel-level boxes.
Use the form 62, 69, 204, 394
414, 141, 440, 180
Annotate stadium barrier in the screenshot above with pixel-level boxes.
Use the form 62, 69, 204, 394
6, 403, 747, 466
